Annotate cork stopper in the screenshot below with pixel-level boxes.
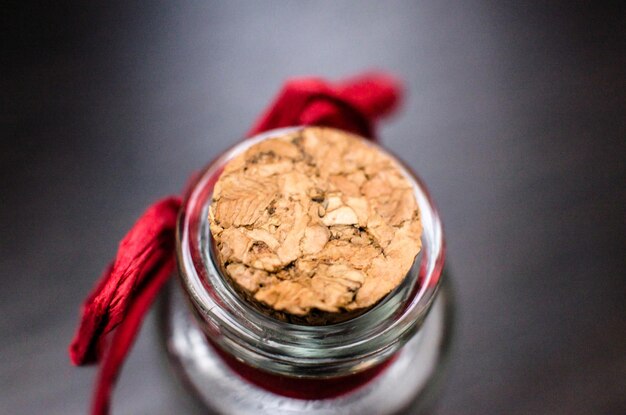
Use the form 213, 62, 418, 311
208, 127, 422, 324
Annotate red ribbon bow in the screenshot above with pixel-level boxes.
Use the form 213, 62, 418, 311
70, 72, 402, 415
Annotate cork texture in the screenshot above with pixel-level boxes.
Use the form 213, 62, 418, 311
209, 127, 422, 324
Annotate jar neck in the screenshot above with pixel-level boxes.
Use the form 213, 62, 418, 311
176, 128, 445, 378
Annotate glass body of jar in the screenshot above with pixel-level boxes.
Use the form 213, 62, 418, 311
159, 127, 453, 415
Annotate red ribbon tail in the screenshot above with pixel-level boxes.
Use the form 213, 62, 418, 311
91, 256, 175, 415
69, 262, 115, 365
69, 197, 181, 366
68, 197, 180, 414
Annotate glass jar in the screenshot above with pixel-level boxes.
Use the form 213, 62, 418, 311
159, 127, 453, 415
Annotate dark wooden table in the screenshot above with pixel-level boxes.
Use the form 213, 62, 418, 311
3, 2, 625, 414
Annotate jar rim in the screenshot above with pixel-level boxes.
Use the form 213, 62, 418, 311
176, 127, 446, 377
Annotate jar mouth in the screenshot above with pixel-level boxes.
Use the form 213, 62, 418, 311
176, 127, 446, 377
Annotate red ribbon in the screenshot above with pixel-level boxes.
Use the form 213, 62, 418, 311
70, 72, 402, 415
249, 73, 400, 139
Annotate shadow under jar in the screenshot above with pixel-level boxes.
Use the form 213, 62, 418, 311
159, 127, 454, 415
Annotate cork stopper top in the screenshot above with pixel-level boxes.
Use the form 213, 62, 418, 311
209, 127, 422, 324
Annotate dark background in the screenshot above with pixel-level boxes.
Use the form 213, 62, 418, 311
2, 1, 625, 414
